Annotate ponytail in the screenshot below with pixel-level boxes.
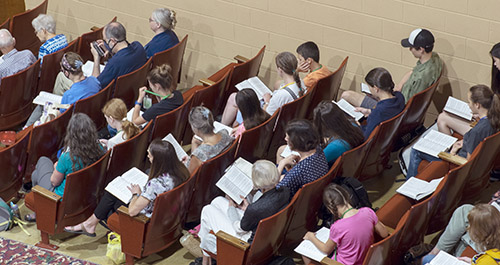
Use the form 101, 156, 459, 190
488, 94, 500, 131
322, 183, 351, 222
122, 120, 140, 140
276, 51, 303, 97
293, 71, 303, 96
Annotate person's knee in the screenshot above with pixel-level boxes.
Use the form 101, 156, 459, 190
437, 112, 449, 126
341, 90, 353, 100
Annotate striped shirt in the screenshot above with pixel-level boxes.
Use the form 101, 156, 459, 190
0, 49, 37, 86
38, 34, 68, 63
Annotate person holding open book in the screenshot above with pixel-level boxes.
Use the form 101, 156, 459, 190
131, 64, 184, 127
64, 139, 189, 236
407, 85, 500, 179
423, 204, 500, 265
100, 98, 140, 150
232, 88, 270, 138
355, 67, 405, 140
24, 113, 105, 222
193, 160, 290, 265
301, 184, 388, 265
313, 101, 364, 166
186, 106, 234, 174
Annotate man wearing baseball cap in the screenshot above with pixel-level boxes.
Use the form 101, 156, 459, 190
341, 28, 442, 108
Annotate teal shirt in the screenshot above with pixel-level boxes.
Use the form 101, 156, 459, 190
401, 52, 442, 103
54, 151, 84, 197
323, 138, 351, 166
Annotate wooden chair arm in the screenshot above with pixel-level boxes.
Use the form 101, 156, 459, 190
215, 230, 250, 265
320, 257, 344, 265
32, 185, 61, 235
438, 152, 467, 166
116, 206, 149, 258
199, 78, 216, 86
90, 26, 100, 31
234, 55, 249, 63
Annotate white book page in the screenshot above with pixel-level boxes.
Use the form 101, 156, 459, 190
232, 157, 253, 176
429, 250, 468, 265
216, 158, 253, 204
294, 227, 330, 262
105, 167, 149, 204
33, 91, 63, 105
413, 131, 457, 158
397, 177, 444, 200
334, 99, 364, 121
235, 79, 251, 92
492, 201, 500, 213
82, 61, 105, 77
127, 108, 144, 123
361, 83, 371, 94
162, 133, 188, 161
247, 76, 272, 99
280, 145, 300, 158
444, 96, 473, 121
213, 121, 233, 134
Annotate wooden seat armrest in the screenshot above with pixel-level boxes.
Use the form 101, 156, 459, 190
90, 26, 100, 32
199, 78, 216, 86
438, 152, 467, 166
117, 206, 150, 224
319, 257, 344, 265
216, 230, 250, 265
32, 185, 62, 202
32, 185, 61, 235
234, 55, 249, 63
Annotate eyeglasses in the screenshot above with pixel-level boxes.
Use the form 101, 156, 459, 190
148, 18, 154, 22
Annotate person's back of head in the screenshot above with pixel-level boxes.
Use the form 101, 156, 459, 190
323, 183, 351, 221
365, 67, 395, 93
252, 160, 280, 191
102, 98, 140, 140
401, 28, 435, 53
189, 106, 215, 135
490, 43, 500, 94
148, 138, 190, 184
60, 52, 84, 75
0, 29, 15, 51
31, 14, 56, 34
285, 119, 320, 152
236, 88, 269, 129
276, 51, 303, 94
467, 203, 500, 252
147, 64, 173, 92
64, 113, 104, 168
296, 41, 320, 63
105, 21, 127, 41
471, 84, 500, 132
152, 8, 177, 31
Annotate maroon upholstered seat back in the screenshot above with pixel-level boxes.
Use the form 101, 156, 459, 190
0, 128, 31, 201
151, 35, 188, 89
10, 0, 47, 56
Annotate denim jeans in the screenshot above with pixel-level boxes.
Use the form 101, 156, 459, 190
406, 148, 441, 179
422, 254, 436, 264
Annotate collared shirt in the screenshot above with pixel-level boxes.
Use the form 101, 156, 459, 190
303, 64, 332, 90
0, 48, 37, 86
401, 52, 442, 103
144, 30, 179, 58
38, 34, 68, 63
362, 91, 405, 139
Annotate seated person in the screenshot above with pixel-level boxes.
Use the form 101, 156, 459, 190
186, 106, 234, 174
355, 67, 405, 139
423, 203, 500, 264
276, 119, 329, 197
145, 8, 179, 58
132, 64, 183, 126
64, 139, 190, 236
0, 29, 37, 86
296, 41, 332, 90
195, 160, 290, 265
220, 51, 304, 126
302, 184, 388, 265
25, 113, 105, 221
100, 98, 140, 150
313, 101, 364, 166
232, 88, 270, 138
341, 28, 442, 107
91, 21, 148, 89
25, 52, 101, 127
407, 85, 500, 179
491, 42, 500, 94
31, 14, 68, 64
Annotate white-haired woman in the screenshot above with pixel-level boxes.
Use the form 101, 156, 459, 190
144, 8, 179, 58
32, 14, 68, 63
193, 160, 291, 265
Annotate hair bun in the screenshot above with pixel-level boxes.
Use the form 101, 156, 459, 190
158, 64, 172, 76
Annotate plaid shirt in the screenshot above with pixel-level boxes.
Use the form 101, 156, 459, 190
38, 34, 67, 63
0, 48, 37, 86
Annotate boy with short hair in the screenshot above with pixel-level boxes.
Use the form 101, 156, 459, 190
296, 41, 332, 90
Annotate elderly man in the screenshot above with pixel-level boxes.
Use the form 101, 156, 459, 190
0, 29, 37, 86
91, 21, 147, 89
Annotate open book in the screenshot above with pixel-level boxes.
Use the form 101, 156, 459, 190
361, 83, 371, 94
280, 145, 300, 158
235, 76, 272, 100
216, 157, 254, 204
33, 91, 71, 109
294, 227, 330, 262
105, 167, 149, 204
82, 61, 105, 77
413, 130, 457, 158
333, 99, 364, 121
428, 250, 468, 265
444, 96, 473, 121
396, 177, 444, 200
162, 133, 188, 161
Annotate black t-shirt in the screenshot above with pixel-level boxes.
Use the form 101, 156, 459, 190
458, 117, 496, 158
142, 90, 183, 121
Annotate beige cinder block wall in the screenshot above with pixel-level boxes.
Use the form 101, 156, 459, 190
26, 0, 500, 119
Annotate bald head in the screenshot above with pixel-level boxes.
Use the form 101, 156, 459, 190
104, 21, 126, 42
0, 29, 15, 50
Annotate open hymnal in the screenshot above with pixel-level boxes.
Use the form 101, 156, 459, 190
216, 157, 254, 204
105, 167, 149, 204
443, 96, 473, 121
82, 61, 105, 77
280, 145, 300, 158
294, 227, 330, 262
413, 130, 458, 158
333, 99, 364, 121
361, 83, 371, 94
396, 177, 444, 200
428, 250, 468, 265
162, 133, 188, 161
235, 76, 272, 100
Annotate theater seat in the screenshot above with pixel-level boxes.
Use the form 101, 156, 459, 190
113, 58, 152, 109
9, 0, 47, 56
0, 127, 31, 201
151, 35, 188, 90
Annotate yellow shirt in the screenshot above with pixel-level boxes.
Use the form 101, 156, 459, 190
473, 249, 500, 265
303, 65, 332, 90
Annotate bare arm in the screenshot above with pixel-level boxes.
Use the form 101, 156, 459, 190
303, 231, 336, 254
188, 155, 202, 174
395, 70, 412, 92
127, 184, 150, 216
50, 162, 65, 187
374, 221, 389, 238
132, 87, 147, 126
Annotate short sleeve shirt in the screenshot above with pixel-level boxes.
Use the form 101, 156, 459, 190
276, 147, 329, 197
266, 82, 303, 115
0, 49, 37, 86
191, 130, 234, 162
362, 91, 405, 139
401, 52, 442, 103
144, 30, 179, 58
54, 151, 84, 197
303, 65, 332, 90
324, 138, 351, 166
458, 117, 496, 158
142, 90, 184, 121
60, 76, 101, 112
330, 207, 378, 265
106, 131, 126, 150
140, 173, 176, 218
38, 34, 68, 63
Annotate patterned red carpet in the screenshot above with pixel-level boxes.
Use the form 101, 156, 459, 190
0, 237, 97, 264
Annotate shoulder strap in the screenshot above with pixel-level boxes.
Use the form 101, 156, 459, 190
283, 86, 298, 100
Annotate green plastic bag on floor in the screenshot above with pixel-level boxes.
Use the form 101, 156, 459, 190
106, 232, 126, 264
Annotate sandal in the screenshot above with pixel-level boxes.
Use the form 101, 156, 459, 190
64, 224, 96, 237
24, 213, 36, 222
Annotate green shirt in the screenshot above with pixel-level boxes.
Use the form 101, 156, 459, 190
401, 52, 442, 103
